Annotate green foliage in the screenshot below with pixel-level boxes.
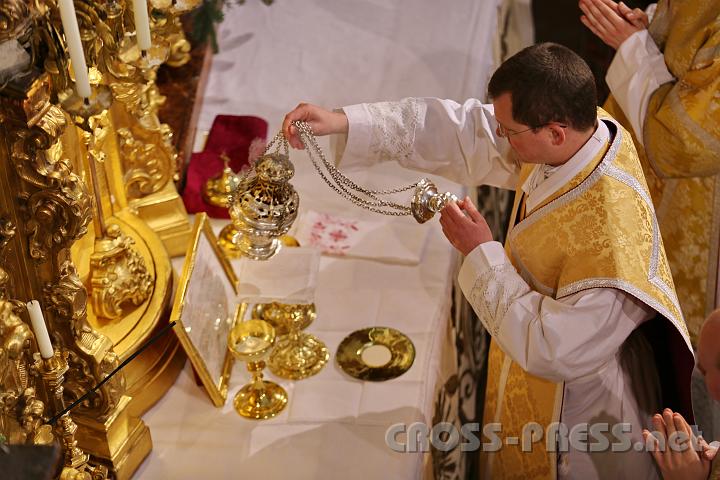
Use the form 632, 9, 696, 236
191, 0, 273, 53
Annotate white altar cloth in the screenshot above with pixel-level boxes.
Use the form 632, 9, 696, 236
136, 0, 501, 476
136, 163, 462, 479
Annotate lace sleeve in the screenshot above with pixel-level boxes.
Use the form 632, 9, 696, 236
466, 263, 530, 336
366, 98, 422, 162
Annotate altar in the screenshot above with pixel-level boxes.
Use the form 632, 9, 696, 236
135, 0, 501, 477
136, 161, 462, 479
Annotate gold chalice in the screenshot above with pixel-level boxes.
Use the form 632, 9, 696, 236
255, 303, 329, 380
228, 319, 288, 419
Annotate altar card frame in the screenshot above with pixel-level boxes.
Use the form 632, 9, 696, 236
171, 213, 238, 407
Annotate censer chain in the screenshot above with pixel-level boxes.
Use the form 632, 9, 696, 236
292, 121, 418, 216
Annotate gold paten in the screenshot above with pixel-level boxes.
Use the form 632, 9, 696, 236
253, 303, 328, 380
203, 153, 241, 208
228, 318, 288, 420
171, 214, 237, 406
336, 327, 415, 381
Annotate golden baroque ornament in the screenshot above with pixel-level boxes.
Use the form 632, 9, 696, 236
44, 261, 123, 418
8, 104, 92, 262
89, 224, 154, 320
0, 298, 52, 446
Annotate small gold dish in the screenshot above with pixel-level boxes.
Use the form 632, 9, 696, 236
336, 327, 415, 381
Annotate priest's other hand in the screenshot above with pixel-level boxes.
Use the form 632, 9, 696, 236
282, 103, 349, 150
439, 197, 493, 256
579, 0, 645, 49
642, 409, 715, 480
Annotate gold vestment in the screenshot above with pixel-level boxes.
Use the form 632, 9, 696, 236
479, 116, 694, 479
604, 0, 720, 344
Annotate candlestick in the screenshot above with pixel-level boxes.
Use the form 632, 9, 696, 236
132, 0, 152, 51
27, 300, 55, 359
57, 0, 92, 99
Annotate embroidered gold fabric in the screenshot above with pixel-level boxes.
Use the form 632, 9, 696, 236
604, 0, 720, 344
479, 116, 693, 479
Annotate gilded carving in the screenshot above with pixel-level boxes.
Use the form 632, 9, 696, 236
0, 218, 16, 300
117, 125, 174, 198
0, 299, 52, 446
89, 224, 153, 319
0, 0, 34, 45
8, 104, 92, 262
0, 218, 15, 252
44, 261, 123, 417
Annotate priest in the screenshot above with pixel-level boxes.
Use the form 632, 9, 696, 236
282, 43, 694, 479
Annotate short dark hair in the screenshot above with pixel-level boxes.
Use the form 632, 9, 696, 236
488, 42, 597, 131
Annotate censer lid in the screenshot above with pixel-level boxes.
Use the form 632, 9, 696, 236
255, 152, 295, 183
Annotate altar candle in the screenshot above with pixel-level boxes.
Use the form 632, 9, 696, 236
57, 0, 92, 99
26, 300, 54, 359
132, 0, 152, 51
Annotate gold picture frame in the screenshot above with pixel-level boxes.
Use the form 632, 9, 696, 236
171, 213, 238, 406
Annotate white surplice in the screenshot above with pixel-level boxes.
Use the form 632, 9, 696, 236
335, 97, 661, 479
605, 29, 675, 147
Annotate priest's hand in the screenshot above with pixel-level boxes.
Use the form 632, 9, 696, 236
579, 0, 645, 49
282, 103, 349, 149
642, 409, 713, 480
439, 197, 493, 256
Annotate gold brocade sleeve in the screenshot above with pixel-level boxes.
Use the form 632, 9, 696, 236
643, 16, 720, 178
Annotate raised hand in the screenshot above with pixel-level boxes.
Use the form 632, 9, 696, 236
579, 0, 645, 49
281, 103, 349, 149
439, 197, 493, 256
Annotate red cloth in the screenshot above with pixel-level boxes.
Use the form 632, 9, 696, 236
183, 115, 268, 218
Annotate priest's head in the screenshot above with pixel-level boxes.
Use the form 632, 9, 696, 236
488, 42, 598, 167
697, 309, 720, 401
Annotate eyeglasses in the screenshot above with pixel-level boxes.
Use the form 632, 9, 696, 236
496, 122, 567, 138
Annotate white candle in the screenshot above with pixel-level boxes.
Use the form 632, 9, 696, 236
132, 0, 152, 51
57, 0, 92, 99
26, 300, 54, 359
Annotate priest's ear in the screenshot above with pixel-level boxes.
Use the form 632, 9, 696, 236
547, 123, 567, 146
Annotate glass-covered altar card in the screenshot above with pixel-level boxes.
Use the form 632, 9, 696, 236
171, 213, 238, 407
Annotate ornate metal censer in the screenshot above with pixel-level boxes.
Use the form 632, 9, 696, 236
219, 121, 457, 260
218, 136, 299, 260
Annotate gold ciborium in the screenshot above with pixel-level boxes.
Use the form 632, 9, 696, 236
254, 303, 329, 380
227, 319, 288, 419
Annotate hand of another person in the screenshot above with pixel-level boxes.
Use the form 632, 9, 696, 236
579, 0, 644, 49
642, 409, 712, 480
439, 197, 493, 256
616, 1, 649, 28
281, 103, 349, 149
699, 437, 719, 462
